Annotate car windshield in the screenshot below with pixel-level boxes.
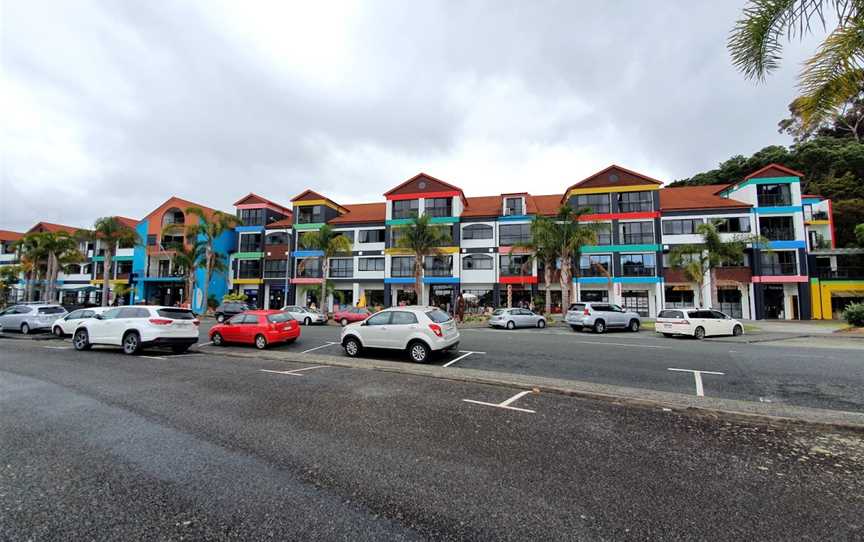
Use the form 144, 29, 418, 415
426, 309, 451, 323
157, 309, 195, 320
267, 313, 294, 323
38, 307, 66, 314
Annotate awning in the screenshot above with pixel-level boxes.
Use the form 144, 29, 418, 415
830, 290, 864, 298
60, 284, 97, 291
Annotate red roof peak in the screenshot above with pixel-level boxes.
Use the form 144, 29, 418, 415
234, 192, 292, 215
744, 163, 805, 180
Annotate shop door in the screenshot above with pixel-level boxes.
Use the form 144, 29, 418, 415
763, 285, 785, 319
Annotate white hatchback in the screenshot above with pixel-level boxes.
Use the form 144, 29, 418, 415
655, 309, 744, 340
52, 307, 110, 337
72, 305, 200, 354
340, 306, 460, 363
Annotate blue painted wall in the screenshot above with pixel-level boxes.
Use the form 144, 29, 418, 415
132, 219, 149, 303
191, 228, 236, 313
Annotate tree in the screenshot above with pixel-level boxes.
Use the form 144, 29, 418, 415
855, 223, 864, 246
167, 207, 239, 313
16, 233, 48, 302
550, 205, 601, 310
779, 87, 864, 141
43, 232, 84, 303
0, 264, 22, 305
393, 215, 450, 306
170, 240, 205, 309
299, 225, 353, 311
77, 217, 138, 307
516, 216, 559, 314
729, 1, 864, 130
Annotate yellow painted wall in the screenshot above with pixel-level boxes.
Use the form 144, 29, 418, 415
810, 279, 864, 319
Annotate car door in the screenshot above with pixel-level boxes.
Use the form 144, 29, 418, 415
608, 305, 627, 327
240, 314, 262, 343
709, 310, 733, 335
221, 314, 246, 342
60, 309, 84, 334
387, 310, 419, 348
90, 307, 121, 342
517, 309, 533, 327
360, 311, 392, 348
0, 306, 22, 329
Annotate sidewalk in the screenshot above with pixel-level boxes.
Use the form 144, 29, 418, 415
742, 319, 847, 335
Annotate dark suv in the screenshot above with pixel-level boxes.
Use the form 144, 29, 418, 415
214, 301, 250, 323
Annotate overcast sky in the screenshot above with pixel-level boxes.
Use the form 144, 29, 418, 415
1, 1, 821, 231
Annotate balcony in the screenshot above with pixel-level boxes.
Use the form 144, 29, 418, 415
579, 265, 611, 278
757, 194, 792, 207
621, 265, 656, 277
760, 263, 797, 276
715, 266, 752, 283
815, 267, 864, 280
329, 268, 354, 278
811, 211, 829, 221
761, 228, 796, 241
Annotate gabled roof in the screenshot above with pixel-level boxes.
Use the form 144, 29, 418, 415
289, 189, 347, 213
233, 192, 293, 215
563, 165, 663, 201
744, 163, 804, 180
27, 221, 80, 234
384, 173, 468, 204
116, 216, 139, 229
660, 185, 751, 211
266, 216, 294, 229
0, 230, 23, 242
328, 202, 386, 224
142, 196, 220, 221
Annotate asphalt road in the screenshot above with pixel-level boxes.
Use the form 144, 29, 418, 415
2, 341, 862, 540
197, 321, 864, 414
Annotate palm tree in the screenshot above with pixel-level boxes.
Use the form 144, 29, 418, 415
168, 207, 239, 314
551, 205, 601, 310
394, 215, 450, 306
16, 233, 48, 302
516, 215, 559, 314
170, 240, 205, 310
78, 217, 139, 307
300, 225, 353, 311
44, 233, 84, 303
728, 0, 864, 130
0, 264, 22, 305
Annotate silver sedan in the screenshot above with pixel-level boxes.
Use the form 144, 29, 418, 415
488, 308, 547, 330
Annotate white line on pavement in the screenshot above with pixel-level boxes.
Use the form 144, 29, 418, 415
301, 342, 339, 354
442, 350, 486, 367
668, 368, 724, 397
195, 341, 212, 347
141, 355, 167, 360
260, 365, 330, 377
462, 389, 537, 413
42, 346, 72, 350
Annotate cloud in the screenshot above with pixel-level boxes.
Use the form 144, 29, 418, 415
0, 0, 823, 231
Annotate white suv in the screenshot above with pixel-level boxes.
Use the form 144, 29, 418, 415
340, 306, 460, 363
72, 306, 200, 355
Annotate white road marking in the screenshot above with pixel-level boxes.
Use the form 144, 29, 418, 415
141, 355, 167, 360
195, 341, 212, 347
668, 368, 724, 397
462, 389, 537, 413
43, 346, 72, 350
301, 342, 338, 354
260, 365, 330, 377
442, 350, 486, 367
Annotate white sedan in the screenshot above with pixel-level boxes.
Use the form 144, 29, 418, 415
52, 307, 109, 337
656, 309, 744, 340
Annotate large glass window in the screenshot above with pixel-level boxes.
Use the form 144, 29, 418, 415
462, 224, 493, 240
756, 184, 792, 207
662, 219, 703, 235
263, 259, 287, 277
393, 199, 419, 219
425, 198, 452, 217
297, 206, 324, 224
504, 197, 524, 216
391, 256, 415, 277
665, 287, 695, 309
115, 260, 132, 275
619, 221, 655, 244
329, 258, 353, 278
712, 217, 751, 233
333, 230, 355, 244
579, 255, 612, 277
594, 223, 612, 245
618, 191, 654, 212
238, 208, 264, 226
574, 194, 611, 214
237, 259, 262, 279
462, 254, 493, 270
621, 253, 656, 276
760, 251, 797, 275
358, 257, 385, 272
358, 229, 385, 243
265, 231, 288, 245
295, 257, 322, 278
621, 291, 650, 316
499, 223, 531, 246
500, 254, 532, 276
759, 216, 795, 240
424, 256, 453, 276
239, 233, 262, 252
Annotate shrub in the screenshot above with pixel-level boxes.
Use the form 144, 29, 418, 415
222, 292, 248, 302
842, 302, 864, 327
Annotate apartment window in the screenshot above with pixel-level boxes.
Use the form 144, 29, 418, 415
424, 256, 453, 276
393, 199, 419, 219
390, 227, 408, 247
462, 224, 493, 240
237, 260, 262, 279
462, 254, 493, 270
756, 184, 792, 207
238, 208, 264, 226
664, 252, 701, 268
662, 219, 703, 235
297, 206, 324, 224
391, 256, 415, 277
760, 251, 797, 275
618, 191, 654, 212
358, 257, 384, 272
239, 233, 262, 252
712, 217, 751, 233
160, 234, 184, 250
500, 254, 532, 276
433, 225, 454, 245
295, 257, 321, 278
665, 287, 695, 309
358, 229, 385, 243
580, 290, 608, 303
619, 221, 655, 244
504, 197, 524, 216
499, 223, 531, 246
574, 194, 611, 214
115, 261, 133, 275
265, 231, 287, 245
329, 258, 353, 278
147, 234, 157, 246
759, 216, 795, 240
263, 259, 287, 277
579, 255, 612, 277
621, 253, 656, 276
333, 230, 355, 243
621, 291, 650, 317
594, 223, 612, 245
425, 198, 452, 218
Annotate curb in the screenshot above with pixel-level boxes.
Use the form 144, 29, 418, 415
198, 345, 864, 432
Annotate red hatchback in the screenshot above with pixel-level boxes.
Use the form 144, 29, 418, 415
333, 307, 372, 326
209, 310, 300, 349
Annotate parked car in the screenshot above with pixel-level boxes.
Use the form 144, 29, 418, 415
281, 305, 328, 325
214, 301, 250, 323
656, 309, 744, 339
209, 310, 300, 349
488, 308, 546, 329
340, 306, 459, 363
72, 306, 199, 355
0, 304, 67, 334
564, 302, 641, 333
333, 307, 372, 326
52, 307, 110, 337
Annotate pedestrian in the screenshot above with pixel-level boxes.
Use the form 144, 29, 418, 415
456, 292, 465, 323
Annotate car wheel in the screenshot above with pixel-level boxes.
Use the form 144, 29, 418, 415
662, 333, 674, 338
211, 332, 224, 346
53, 326, 64, 337
304, 317, 312, 326
343, 336, 361, 357
172, 345, 189, 354
570, 325, 582, 332
254, 334, 267, 350
506, 320, 515, 330
537, 319, 546, 329
694, 326, 706, 340
593, 320, 606, 333
20, 323, 30, 335
341, 318, 348, 327
122, 331, 141, 355
628, 319, 640, 332
408, 340, 430, 363
216, 313, 225, 323
73, 329, 91, 351
732, 324, 743, 337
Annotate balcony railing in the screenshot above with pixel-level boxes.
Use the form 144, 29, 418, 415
761, 228, 796, 241
621, 265, 656, 277
579, 265, 611, 278
500, 265, 532, 277
295, 268, 322, 279
760, 263, 797, 275
815, 267, 864, 280
620, 234, 655, 245
618, 202, 653, 213
811, 211, 829, 220
329, 268, 353, 278
757, 194, 792, 207
424, 266, 453, 277
263, 269, 288, 278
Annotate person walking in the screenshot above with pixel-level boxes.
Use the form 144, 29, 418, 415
456, 292, 466, 323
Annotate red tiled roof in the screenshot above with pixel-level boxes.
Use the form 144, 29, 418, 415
660, 185, 751, 211
142, 196, 220, 221
530, 194, 564, 216
266, 216, 294, 229
116, 216, 139, 229
0, 230, 23, 242
562, 165, 663, 201
744, 163, 804, 180
461, 196, 501, 218
328, 202, 386, 224
233, 192, 293, 215
27, 221, 80, 234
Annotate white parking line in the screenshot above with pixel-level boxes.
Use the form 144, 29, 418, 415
463, 390, 537, 413
141, 355, 168, 360
301, 342, 338, 354
261, 365, 330, 377
43, 346, 72, 350
442, 350, 486, 368
195, 341, 212, 347
668, 368, 724, 397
